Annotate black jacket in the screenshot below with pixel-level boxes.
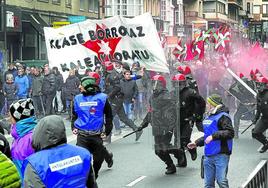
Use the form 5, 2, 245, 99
195, 105, 234, 155
120, 78, 138, 103
254, 88, 268, 122
41, 72, 56, 95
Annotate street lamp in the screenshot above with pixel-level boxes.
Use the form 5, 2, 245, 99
1, 0, 7, 66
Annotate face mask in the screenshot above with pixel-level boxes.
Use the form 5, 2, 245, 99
115, 66, 122, 73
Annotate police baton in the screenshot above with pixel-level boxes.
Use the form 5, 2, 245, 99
241, 122, 254, 134
123, 128, 143, 138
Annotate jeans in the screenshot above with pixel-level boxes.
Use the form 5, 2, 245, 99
53, 91, 63, 112
204, 154, 230, 188
134, 92, 145, 120
113, 114, 121, 131
123, 102, 133, 120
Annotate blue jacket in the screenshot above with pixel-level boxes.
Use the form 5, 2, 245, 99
74, 93, 107, 133
14, 75, 29, 98
203, 112, 233, 156
23, 144, 91, 188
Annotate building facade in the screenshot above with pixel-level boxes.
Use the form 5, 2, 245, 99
0, 0, 99, 64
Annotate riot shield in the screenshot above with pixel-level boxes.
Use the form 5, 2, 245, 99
219, 70, 256, 119
150, 78, 180, 156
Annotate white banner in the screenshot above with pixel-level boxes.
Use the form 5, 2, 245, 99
44, 13, 169, 74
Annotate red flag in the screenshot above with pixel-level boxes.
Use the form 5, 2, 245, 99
194, 40, 205, 60
184, 41, 195, 61
172, 39, 185, 61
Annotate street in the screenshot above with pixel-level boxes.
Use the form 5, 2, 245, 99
4, 116, 265, 188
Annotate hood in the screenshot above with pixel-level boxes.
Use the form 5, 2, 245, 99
32, 115, 67, 151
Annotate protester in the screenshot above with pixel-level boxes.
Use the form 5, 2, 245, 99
0, 150, 21, 188
9, 98, 36, 177
31, 67, 44, 118
71, 76, 113, 180
0, 124, 21, 188
187, 94, 234, 188
52, 67, 64, 114
3, 74, 17, 113
14, 67, 29, 100
23, 115, 96, 188
64, 69, 80, 119
41, 66, 56, 115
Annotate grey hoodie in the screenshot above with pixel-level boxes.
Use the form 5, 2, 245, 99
32, 115, 67, 151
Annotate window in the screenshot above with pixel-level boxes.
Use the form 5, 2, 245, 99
52, 0, 61, 4
122, 0, 127, 15
80, 0, 85, 11
89, 0, 98, 12
253, 5, 260, 14
66, 0, 71, 7
161, 0, 166, 20
263, 4, 268, 15
175, 10, 179, 24
247, 2, 250, 13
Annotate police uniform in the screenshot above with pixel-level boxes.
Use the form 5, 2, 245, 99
252, 88, 268, 153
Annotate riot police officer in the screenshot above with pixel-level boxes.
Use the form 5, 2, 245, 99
252, 77, 268, 153
139, 75, 181, 175
229, 73, 256, 138
171, 73, 206, 167
177, 65, 199, 93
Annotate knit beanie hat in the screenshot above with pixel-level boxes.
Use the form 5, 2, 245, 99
81, 76, 97, 92
9, 98, 35, 121
207, 94, 223, 107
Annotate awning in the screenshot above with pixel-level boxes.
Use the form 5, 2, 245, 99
22, 12, 49, 35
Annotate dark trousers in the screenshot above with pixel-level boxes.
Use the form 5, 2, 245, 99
32, 96, 44, 116
42, 93, 55, 115
252, 118, 268, 145
110, 98, 137, 131
154, 132, 178, 166
76, 134, 105, 179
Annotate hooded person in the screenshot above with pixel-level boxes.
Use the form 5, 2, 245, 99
23, 115, 96, 188
71, 76, 113, 180
9, 98, 37, 177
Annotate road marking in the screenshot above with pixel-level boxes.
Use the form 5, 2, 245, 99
126, 176, 146, 187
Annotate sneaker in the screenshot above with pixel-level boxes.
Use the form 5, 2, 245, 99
135, 130, 143, 141
259, 143, 268, 153
189, 148, 197, 161
165, 164, 176, 175
106, 153, 113, 168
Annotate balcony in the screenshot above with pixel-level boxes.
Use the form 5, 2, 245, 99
185, 11, 198, 17
228, 0, 243, 8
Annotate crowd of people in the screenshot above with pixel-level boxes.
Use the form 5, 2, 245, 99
0, 57, 267, 188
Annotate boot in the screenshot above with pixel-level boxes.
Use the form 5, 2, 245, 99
259, 143, 268, 153
135, 130, 143, 141
165, 164, 176, 175
176, 151, 187, 168
189, 148, 197, 161
105, 152, 113, 168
